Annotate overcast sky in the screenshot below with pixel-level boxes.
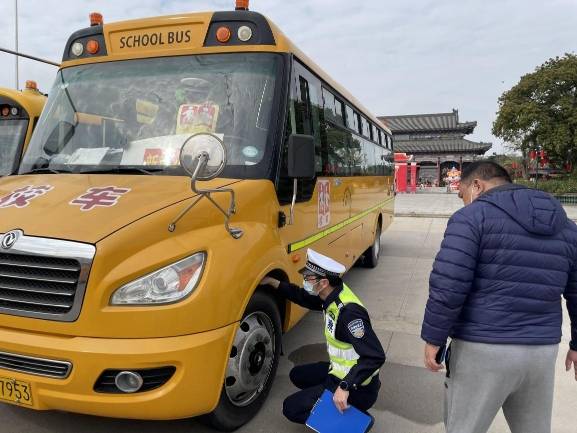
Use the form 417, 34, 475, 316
1, 0, 576, 154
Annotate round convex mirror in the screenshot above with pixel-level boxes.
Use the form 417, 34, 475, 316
179, 133, 227, 180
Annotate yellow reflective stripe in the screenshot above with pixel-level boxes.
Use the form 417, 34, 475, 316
287, 198, 393, 253
329, 363, 380, 385
327, 345, 360, 361
329, 357, 356, 368
362, 369, 380, 385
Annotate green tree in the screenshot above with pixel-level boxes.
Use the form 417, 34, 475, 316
493, 53, 577, 165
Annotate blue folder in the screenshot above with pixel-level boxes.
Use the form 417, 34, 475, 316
306, 389, 373, 433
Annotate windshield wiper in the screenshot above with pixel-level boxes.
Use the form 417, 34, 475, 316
79, 167, 164, 175
20, 167, 71, 175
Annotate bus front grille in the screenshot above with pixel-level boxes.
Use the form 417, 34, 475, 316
0, 254, 81, 315
0, 233, 95, 321
0, 350, 72, 379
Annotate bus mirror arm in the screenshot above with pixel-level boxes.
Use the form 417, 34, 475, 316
169, 141, 243, 239
289, 178, 297, 225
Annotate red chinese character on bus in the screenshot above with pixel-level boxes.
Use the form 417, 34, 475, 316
0, 185, 54, 209
70, 186, 131, 211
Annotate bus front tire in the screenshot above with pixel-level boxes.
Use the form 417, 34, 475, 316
201, 291, 282, 432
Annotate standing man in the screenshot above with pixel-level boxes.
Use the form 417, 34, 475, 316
261, 249, 385, 426
421, 161, 577, 433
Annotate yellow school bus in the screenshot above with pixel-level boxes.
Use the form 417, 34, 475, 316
0, 2, 394, 430
0, 82, 46, 176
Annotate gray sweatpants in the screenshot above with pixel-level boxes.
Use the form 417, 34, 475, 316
444, 339, 559, 433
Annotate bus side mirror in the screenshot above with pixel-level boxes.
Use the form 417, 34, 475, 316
286, 134, 315, 226
288, 134, 315, 179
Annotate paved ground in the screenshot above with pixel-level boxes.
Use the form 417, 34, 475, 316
395, 192, 577, 221
394, 193, 464, 217
0, 214, 574, 432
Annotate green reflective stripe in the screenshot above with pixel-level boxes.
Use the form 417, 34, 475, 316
287, 198, 393, 253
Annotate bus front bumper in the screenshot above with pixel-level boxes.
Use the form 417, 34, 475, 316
0, 323, 236, 420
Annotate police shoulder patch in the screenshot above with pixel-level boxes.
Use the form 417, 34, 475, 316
347, 319, 365, 339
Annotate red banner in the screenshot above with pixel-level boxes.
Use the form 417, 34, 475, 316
409, 162, 417, 193
395, 163, 408, 193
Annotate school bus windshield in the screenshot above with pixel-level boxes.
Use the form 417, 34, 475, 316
20, 53, 281, 177
0, 119, 28, 176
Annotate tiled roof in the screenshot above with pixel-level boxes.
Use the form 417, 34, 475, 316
395, 138, 492, 155
379, 111, 476, 134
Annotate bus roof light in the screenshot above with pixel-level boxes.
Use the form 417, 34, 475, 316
237, 26, 253, 42
86, 40, 100, 55
216, 26, 232, 43
71, 42, 84, 57
235, 0, 249, 10
25, 80, 38, 91
90, 12, 103, 26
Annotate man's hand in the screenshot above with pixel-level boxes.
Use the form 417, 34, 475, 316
424, 343, 444, 372
566, 349, 577, 381
333, 387, 349, 414
260, 276, 280, 289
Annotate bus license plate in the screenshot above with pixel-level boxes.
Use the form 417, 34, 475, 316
0, 377, 32, 406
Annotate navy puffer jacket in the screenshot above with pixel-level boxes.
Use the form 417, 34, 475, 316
421, 184, 577, 349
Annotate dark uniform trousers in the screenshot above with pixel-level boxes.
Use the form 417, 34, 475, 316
282, 361, 381, 424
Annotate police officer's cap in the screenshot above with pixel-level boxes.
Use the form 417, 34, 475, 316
299, 249, 346, 278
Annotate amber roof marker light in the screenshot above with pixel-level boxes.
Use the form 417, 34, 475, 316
90, 12, 103, 26
86, 40, 100, 55
25, 80, 38, 91
235, 0, 249, 10
216, 26, 232, 43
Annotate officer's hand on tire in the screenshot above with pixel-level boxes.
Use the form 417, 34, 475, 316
260, 276, 280, 289
333, 388, 349, 414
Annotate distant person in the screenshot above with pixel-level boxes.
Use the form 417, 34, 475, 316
421, 161, 577, 433
261, 249, 385, 427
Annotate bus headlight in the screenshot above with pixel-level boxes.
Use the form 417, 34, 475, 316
110, 253, 206, 305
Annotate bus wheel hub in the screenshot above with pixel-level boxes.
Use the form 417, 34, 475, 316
225, 312, 274, 407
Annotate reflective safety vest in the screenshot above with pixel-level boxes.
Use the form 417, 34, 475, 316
324, 284, 379, 386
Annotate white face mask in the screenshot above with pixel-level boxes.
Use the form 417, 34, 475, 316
303, 279, 320, 295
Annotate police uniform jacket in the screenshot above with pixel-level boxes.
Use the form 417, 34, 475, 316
279, 281, 386, 389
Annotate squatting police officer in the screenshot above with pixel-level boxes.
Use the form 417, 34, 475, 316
261, 249, 386, 425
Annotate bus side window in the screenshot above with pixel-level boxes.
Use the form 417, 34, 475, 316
296, 77, 313, 136
276, 62, 322, 204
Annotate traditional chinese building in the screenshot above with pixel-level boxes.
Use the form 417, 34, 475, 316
379, 109, 492, 187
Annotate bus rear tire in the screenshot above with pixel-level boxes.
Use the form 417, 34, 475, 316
201, 291, 282, 431
363, 222, 382, 268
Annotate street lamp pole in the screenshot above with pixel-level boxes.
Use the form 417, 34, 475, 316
14, 0, 19, 89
